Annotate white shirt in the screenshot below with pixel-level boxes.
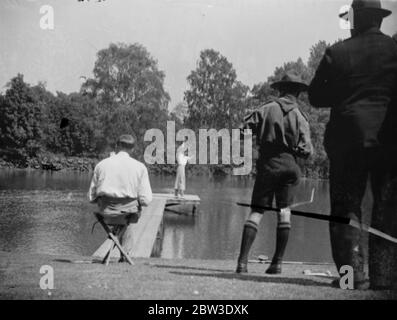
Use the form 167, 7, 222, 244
176, 143, 190, 165
88, 151, 152, 206
177, 153, 190, 166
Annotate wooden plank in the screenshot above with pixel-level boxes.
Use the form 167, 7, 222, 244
154, 193, 200, 203
92, 193, 200, 259
92, 198, 166, 259
130, 198, 166, 257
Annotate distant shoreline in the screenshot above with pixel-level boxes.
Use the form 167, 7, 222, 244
0, 154, 329, 180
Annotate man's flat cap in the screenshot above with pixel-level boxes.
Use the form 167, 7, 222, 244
117, 134, 135, 146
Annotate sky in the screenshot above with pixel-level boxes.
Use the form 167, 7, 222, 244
1, 0, 396, 110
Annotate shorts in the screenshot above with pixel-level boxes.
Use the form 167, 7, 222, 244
251, 157, 300, 213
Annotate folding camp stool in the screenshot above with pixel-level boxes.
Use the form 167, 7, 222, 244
93, 212, 139, 266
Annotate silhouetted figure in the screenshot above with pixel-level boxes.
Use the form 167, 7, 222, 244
309, 0, 397, 289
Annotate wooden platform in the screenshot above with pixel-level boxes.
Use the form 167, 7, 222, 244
154, 193, 200, 205
92, 193, 200, 259
156, 193, 200, 214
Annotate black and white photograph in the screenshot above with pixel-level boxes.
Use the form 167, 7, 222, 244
0, 0, 397, 304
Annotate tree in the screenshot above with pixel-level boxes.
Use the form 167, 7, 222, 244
45, 92, 105, 157
0, 74, 44, 161
303, 40, 334, 178
184, 49, 249, 129
269, 57, 311, 84
307, 39, 343, 80
82, 42, 170, 110
307, 40, 329, 80
99, 100, 169, 160
250, 81, 274, 107
170, 102, 188, 123
81, 43, 170, 155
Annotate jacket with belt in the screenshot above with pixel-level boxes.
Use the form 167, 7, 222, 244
241, 95, 313, 168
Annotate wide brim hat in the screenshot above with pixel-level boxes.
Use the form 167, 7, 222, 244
339, 0, 391, 19
270, 72, 308, 92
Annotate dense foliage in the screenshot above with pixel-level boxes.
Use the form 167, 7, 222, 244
184, 49, 250, 130
0, 41, 334, 178
0, 43, 170, 166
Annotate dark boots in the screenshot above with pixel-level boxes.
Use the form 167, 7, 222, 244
266, 226, 290, 274
236, 222, 290, 275
329, 221, 369, 289
236, 222, 258, 273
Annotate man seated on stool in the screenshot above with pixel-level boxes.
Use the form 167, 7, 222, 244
88, 134, 153, 260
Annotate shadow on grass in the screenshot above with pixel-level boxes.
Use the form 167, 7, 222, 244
169, 270, 332, 288
150, 263, 228, 273
53, 258, 104, 264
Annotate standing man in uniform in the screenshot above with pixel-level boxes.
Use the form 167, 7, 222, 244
236, 72, 313, 274
309, 0, 397, 289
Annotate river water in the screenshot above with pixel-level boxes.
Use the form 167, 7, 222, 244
0, 168, 372, 263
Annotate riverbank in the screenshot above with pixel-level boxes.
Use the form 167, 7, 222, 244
0, 155, 329, 179
0, 251, 394, 299
0, 154, 97, 172
0, 154, 244, 177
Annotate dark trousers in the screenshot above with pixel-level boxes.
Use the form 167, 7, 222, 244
328, 146, 397, 286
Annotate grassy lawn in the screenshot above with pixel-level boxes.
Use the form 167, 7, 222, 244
0, 251, 395, 300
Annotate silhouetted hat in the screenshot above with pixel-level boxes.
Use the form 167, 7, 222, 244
270, 72, 308, 92
339, 0, 391, 19
117, 134, 135, 147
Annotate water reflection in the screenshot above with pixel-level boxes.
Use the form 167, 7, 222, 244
0, 168, 338, 262
161, 213, 195, 259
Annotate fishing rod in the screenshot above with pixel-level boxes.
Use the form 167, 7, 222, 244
290, 188, 315, 208
236, 202, 397, 244
162, 187, 396, 243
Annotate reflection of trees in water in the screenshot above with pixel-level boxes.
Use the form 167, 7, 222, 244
161, 212, 195, 259
0, 173, 337, 262
0, 169, 91, 191
159, 179, 334, 262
